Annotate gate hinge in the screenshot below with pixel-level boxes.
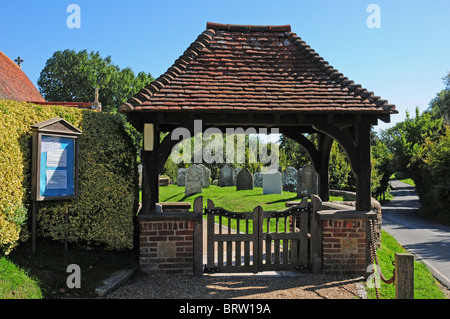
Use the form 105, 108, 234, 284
203, 265, 221, 274
295, 264, 309, 271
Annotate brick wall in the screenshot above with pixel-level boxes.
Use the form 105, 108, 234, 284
321, 219, 368, 275
139, 220, 196, 274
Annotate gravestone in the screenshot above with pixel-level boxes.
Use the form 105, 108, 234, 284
177, 168, 186, 186
218, 164, 233, 187
212, 179, 218, 186
263, 170, 282, 195
282, 166, 298, 192
159, 177, 170, 186
185, 165, 202, 196
198, 164, 211, 188
297, 164, 318, 197
253, 172, 263, 187
236, 168, 253, 190
232, 167, 242, 186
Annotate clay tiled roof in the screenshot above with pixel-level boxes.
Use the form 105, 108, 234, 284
120, 22, 396, 115
0, 51, 45, 102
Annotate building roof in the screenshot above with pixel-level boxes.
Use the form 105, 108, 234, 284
120, 22, 396, 116
0, 51, 46, 102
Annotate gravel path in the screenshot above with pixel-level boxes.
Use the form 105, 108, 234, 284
107, 271, 363, 299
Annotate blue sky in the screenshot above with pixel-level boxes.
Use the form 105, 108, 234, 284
1, 0, 449, 131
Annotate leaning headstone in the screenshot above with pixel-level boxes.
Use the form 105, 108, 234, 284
282, 166, 298, 192
297, 164, 318, 197
198, 164, 211, 188
177, 168, 186, 186
253, 172, 263, 187
218, 164, 233, 187
232, 167, 242, 186
185, 165, 203, 196
263, 170, 282, 195
236, 168, 253, 190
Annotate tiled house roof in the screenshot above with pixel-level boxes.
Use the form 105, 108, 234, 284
0, 51, 45, 102
120, 22, 396, 115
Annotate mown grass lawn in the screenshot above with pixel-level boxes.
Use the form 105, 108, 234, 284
159, 184, 344, 212
159, 185, 344, 233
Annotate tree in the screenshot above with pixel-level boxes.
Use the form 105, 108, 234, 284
429, 72, 450, 124
278, 134, 311, 169
38, 49, 154, 113
411, 125, 450, 224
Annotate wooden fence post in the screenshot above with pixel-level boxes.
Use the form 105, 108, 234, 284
193, 196, 203, 277
310, 195, 323, 274
395, 253, 414, 299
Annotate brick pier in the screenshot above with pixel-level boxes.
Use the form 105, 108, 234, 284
316, 209, 376, 275
138, 212, 202, 275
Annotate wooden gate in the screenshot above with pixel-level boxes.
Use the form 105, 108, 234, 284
204, 198, 310, 274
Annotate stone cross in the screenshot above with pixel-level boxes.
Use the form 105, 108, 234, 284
92, 87, 102, 111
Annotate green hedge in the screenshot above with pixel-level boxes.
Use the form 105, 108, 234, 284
0, 99, 139, 254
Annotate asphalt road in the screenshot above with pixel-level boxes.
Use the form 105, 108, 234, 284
381, 180, 450, 289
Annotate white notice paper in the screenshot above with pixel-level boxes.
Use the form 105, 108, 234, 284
47, 149, 67, 167
41, 137, 61, 153
46, 170, 67, 189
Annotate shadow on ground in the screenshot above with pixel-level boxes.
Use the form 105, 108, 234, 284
107, 271, 362, 299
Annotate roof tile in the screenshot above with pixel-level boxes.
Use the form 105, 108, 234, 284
0, 51, 45, 102
120, 22, 396, 115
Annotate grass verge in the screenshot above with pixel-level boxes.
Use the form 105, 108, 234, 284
366, 230, 447, 299
399, 178, 416, 186
7, 240, 137, 299
0, 256, 42, 299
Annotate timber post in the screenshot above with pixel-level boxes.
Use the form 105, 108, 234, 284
395, 253, 414, 299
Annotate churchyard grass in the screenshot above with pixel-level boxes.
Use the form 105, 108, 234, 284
159, 185, 344, 212
159, 185, 344, 234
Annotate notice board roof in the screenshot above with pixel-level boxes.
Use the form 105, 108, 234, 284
31, 117, 82, 135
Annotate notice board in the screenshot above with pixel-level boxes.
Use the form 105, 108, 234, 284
39, 135, 76, 198
31, 118, 81, 201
